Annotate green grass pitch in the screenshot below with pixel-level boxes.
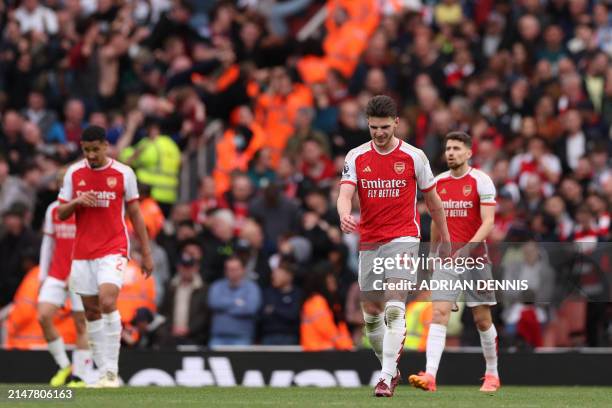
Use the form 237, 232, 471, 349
1, 385, 611, 407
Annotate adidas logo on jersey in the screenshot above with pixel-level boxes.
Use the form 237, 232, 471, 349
440, 188, 447, 195
78, 180, 86, 186
363, 166, 372, 173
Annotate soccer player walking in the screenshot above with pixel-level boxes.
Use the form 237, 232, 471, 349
38, 170, 91, 387
337, 95, 451, 397
409, 131, 500, 392
58, 126, 154, 388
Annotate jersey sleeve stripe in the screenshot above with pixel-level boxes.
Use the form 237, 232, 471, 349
340, 180, 357, 186
481, 202, 497, 206
126, 197, 140, 204
421, 183, 436, 192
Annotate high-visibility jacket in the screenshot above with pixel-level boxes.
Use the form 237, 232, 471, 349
120, 135, 181, 204
4, 267, 77, 349
117, 260, 156, 325
404, 301, 432, 351
300, 294, 353, 351
255, 84, 313, 167
213, 123, 265, 196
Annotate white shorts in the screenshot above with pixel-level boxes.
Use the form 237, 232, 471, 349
69, 254, 127, 296
39, 276, 84, 312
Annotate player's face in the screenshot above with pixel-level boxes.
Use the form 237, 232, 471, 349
445, 139, 472, 169
81, 140, 109, 168
368, 116, 398, 149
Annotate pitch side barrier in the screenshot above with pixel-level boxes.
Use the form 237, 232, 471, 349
1, 349, 612, 386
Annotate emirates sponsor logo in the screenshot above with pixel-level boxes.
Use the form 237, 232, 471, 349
77, 190, 116, 208
394, 162, 405, 174
360, 178, 407, 189
443, 200, 474, 209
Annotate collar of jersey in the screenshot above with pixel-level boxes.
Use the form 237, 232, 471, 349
85, 158, 113, 171
449, 166, 473, 179
370, 139, 401, 156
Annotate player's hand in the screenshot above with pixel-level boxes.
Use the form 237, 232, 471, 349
141, 252, 154, 278
340, 214, 358, 234
452, 244, 472, 259
76, 191, 97, 207
438, 236, 452, 258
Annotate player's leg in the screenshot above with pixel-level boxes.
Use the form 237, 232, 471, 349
361, 300, 385, 366
379, 279, 408, 389
38, 301, 72, 386
357, 249, 386, 368
408, 300, 453, 391
95, 255, 127, 387
81, 295, 105, 373
38, 277, 72, 386
66, 289, 92, 387
471, 305, 500, 391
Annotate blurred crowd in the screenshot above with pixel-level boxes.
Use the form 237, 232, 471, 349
0, 0, 611, 350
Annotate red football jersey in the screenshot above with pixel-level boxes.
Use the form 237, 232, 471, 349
43, 201, 76, 281
341, 140, 436, 247
435, 167, 496, 243
58, 159, 139, 260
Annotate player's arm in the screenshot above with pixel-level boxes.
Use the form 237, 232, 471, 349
469, 205, 495, 243
338, 151, 358, 234
39, 234, 55, 282
57, 193, 96, 220
423, 189, 451, 256
430, 216, 440, 243
127, 200, 154, 277
337, 183, 358, 233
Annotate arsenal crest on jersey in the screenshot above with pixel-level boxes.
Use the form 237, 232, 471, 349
463, 184, 472, 196
107, 177, 117, 188
393, 162, 405, 174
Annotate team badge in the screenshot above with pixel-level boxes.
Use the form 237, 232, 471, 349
393, 162, 405, 174
107, 177, 117, 188
463, 184, 472, 196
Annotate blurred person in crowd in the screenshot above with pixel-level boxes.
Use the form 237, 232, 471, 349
208, 256, 261, 346
158, 243, 209, 346
119, 115, 181, 215
557, 109, 588, 173
0, 155, 32, 214
0, 203, 40, 307
299, 137, 336, 190
14, 0, 59, 36
249, 181, 301, 250
285, 107, 331, 161
201, 208, 236, 283
219, 172, 254, 233
300, 265, 353, 351
259, 261, 302, 345
509, 136, 561, 197
236, 218, 270, 286
47, 99, 87, 146
248, 147, 276, 191
586, 193, 610, 240
0, 110, 30, 174
190, 176, 219, 225
559, 177, 584, 216
21, 90, 57, 137
330, 99, 369, 156
543, 195, 574, 241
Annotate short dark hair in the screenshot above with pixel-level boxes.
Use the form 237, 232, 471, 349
444, 131, 472, 148
81, 125, 107, 143
366, 95, 397, 118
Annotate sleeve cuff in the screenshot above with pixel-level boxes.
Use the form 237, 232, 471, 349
126, 197, 140, 204
340, 180, 357, 186
421, 183, 436, 192
481, 202, 497, 206
58, 198, 68, 203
